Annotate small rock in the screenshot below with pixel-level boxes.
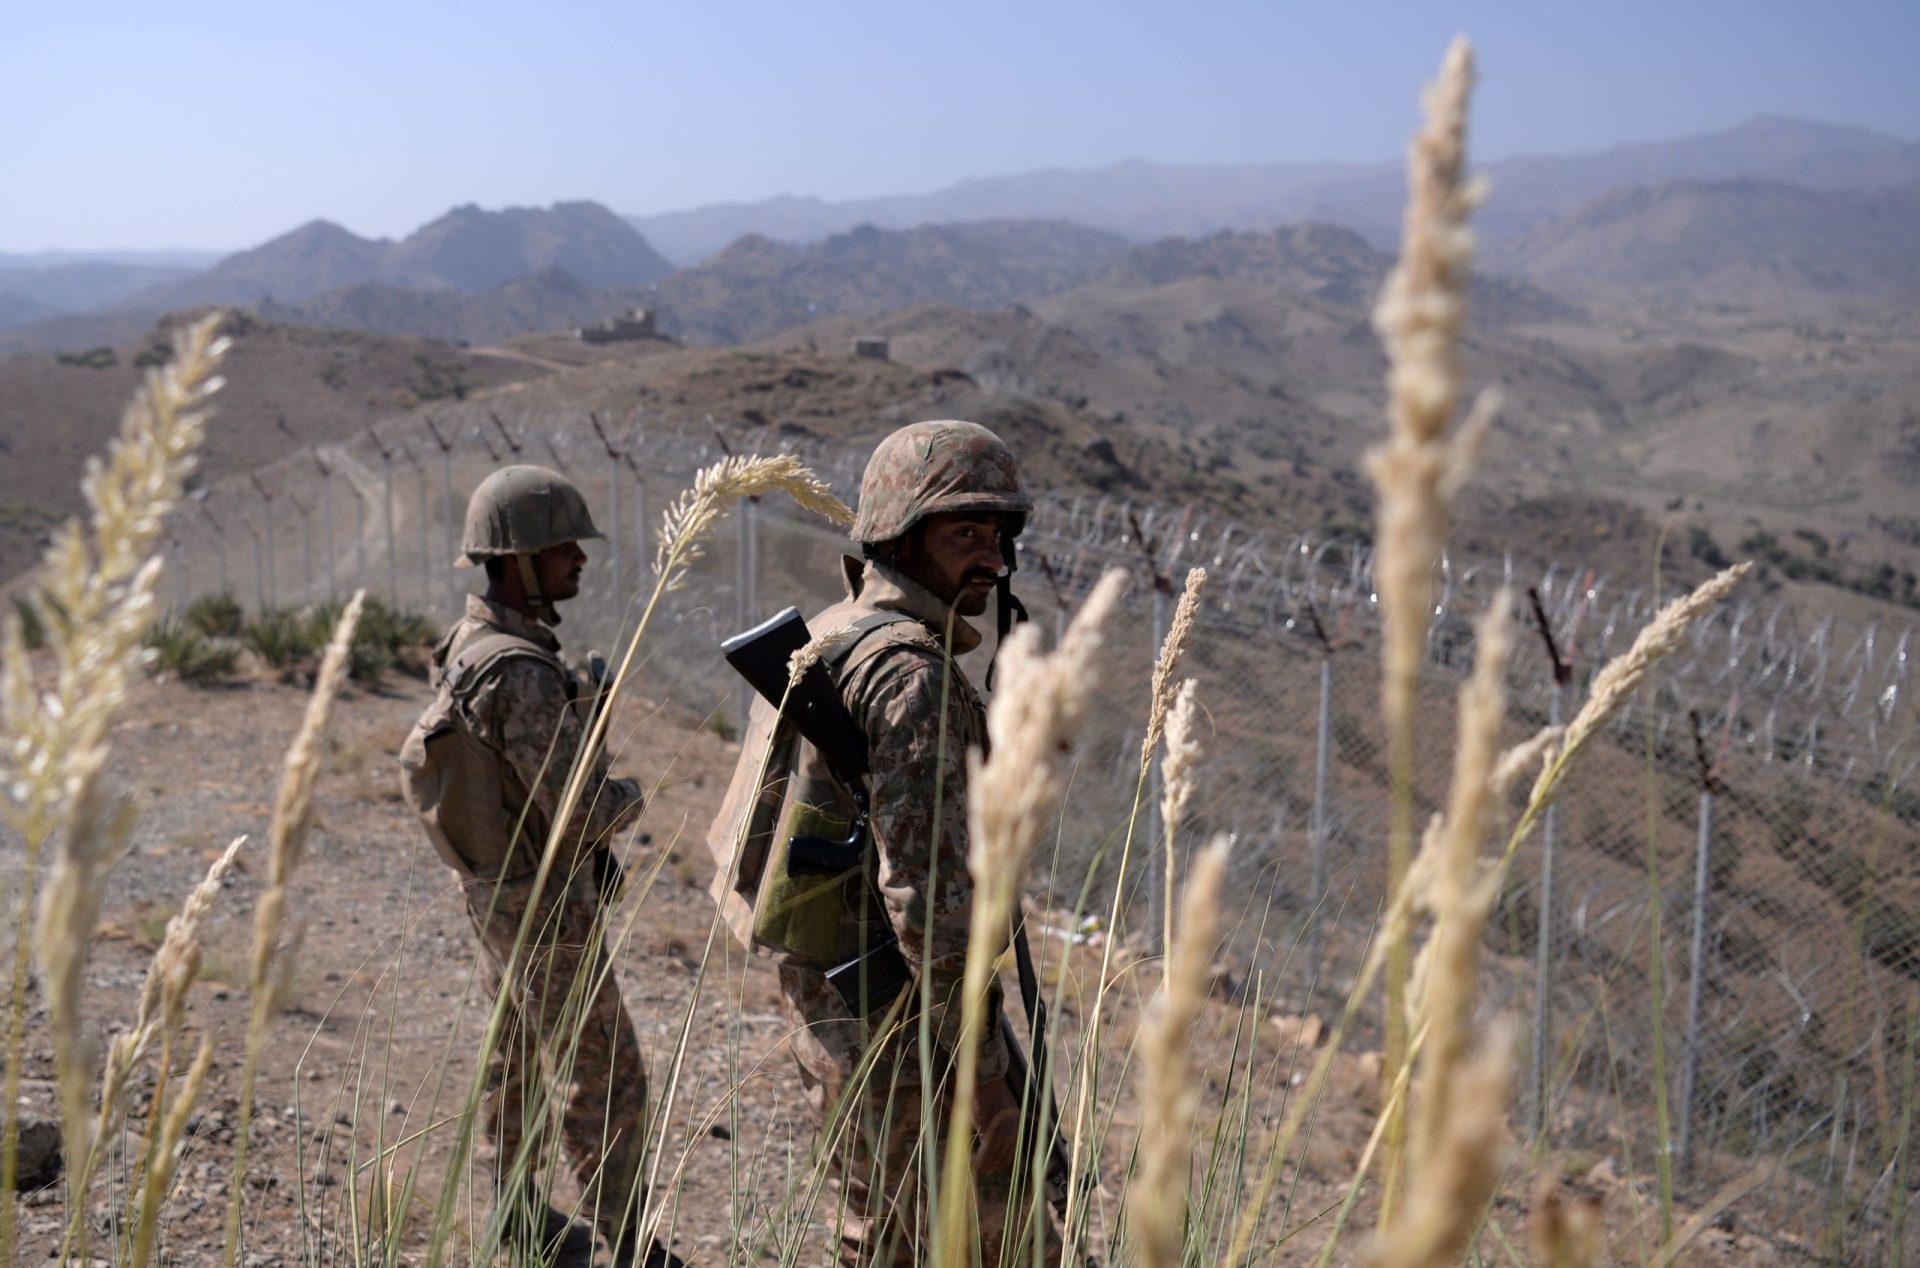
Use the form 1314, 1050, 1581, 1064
2, 1116, 61, 1190
708, 1123, 732, 1141
388, 1100, 404, 1116
1268, 1013, 1325, 1051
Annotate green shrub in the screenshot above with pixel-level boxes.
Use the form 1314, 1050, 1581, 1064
183, 591, 245, 638
242, 607, 320, 668
308, 596, 437, 681
142, 615, 239, 684
56, 346, 118, 368
132, 340, 173, 369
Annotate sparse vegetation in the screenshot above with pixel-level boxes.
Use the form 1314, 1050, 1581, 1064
54, 346, 117, 369
182, 590, 244, 639
140, 614, 239, 684
131, 341, 173, 369
240, 606, 320, 668
1741, 528, 1920, 607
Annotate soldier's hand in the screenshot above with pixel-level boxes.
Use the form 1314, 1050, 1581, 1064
971, 1075, 1021, 1173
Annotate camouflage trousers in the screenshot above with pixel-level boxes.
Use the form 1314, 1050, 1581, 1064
465, 870, 649, 1238
779, 965, 1061, 1268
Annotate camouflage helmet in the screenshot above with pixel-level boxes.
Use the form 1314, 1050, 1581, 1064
455, 465, 604, 567
851, 420, 1032, 546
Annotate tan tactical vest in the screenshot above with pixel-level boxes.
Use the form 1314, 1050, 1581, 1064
398, 629, 568, 882
705, 609, 943, 968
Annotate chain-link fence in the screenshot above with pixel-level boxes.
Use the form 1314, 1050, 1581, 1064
152, 406, 1920, 1261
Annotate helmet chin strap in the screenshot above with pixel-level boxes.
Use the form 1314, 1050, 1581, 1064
515, 554, 562, 626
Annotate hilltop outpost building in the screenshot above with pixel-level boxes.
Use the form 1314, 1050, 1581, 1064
577, 308, 659, 344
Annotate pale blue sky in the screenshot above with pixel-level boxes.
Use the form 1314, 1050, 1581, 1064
5, 0, 1916, 252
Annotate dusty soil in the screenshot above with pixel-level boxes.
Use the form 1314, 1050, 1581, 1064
1, 661, 1819, 1266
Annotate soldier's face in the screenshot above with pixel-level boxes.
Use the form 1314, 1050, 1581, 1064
899, 513, 1006, 616
534, 541, 588, 602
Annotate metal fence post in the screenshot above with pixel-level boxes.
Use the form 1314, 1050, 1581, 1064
316, 452, 338, 602
354, 478, 368, 592
1309, 652, 1333, 988
403, 445, 429, 609
591, 414, 623, 611
1677, 707, 1724, 1180
295, 499, 313, 604
424, 417, 457, 613
1528, 587, 1575, 1141
251, 475, 276, 610
245, 518, 265, 612
199, 504, 229, 597
369, 426, 397, 604
1530, 679, 1566, 1138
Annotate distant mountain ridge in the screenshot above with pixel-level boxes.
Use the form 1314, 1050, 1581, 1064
1490, 178, 1920, 302
122, 201, 672, 311
650, 219, 1131, 343
626, 116, 1920, 263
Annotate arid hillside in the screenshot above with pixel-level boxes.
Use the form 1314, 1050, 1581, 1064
0, 314, 547, 571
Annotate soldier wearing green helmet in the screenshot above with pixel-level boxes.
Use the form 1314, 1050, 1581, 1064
399, 464, 683, 1267
707, 421, 1058, 1266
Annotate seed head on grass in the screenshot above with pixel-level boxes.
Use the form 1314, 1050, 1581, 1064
1365, 1020, 1515, 1268
787, 623, 858, 685
1533, 563, 1750, 806
1159, 680, 1202, 843
226, 592, 364, 1266
1367, 36, 1496, 741
0, 314, 226, 1236
1143, 567, 1207, 766
653, 454, 852, 590
934, 568, 1126, 1263
92, 834, 248, 1171
1134, 835, 1230, 1268
1158, 678, 1203, 951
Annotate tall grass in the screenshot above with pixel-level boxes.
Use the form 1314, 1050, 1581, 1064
0, 43, 1795, 1268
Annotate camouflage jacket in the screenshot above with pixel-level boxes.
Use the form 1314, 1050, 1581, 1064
707, 556, 1009, 1081
430, 594, 643, 882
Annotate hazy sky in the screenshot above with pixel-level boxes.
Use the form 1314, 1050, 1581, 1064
6, 0, 1917, 252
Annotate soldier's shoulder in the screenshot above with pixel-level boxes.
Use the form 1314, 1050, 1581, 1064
467, 641, 571, 704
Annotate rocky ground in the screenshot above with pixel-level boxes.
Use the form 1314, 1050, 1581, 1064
2, 658, 1813, 1266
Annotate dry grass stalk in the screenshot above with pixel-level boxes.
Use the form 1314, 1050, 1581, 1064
1143, 567, 1208, 764
1410, 592, 1510, 1169
73, 832, 248, 1229
653, 454, 852, 590
0, 314, 226, 1245
1492, 724, 1565, 802
1364, 35, 1492, 1223
1158, 679, 1203, 951
1502, 561, 1752, 866
934, 568, 1127, 1263
225, 592, 365, 1266
1134, 835, 1230, 1268
1528, 1175, 1603, 1268
1364, 1019, 1515, 1268
131, 1035, 215, 1268
787, 622, 858, 684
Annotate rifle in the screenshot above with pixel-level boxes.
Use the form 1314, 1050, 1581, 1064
722, 606, 1078, 1215
580, 650, 627, 901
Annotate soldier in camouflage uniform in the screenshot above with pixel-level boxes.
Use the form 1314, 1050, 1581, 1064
707, 422, 1059, 1267
400, 466, 682, 1268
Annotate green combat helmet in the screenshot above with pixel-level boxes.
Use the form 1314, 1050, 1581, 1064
455, 464, 604, 623
851, 419, 1032, 547
853, 420, 1034, 685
